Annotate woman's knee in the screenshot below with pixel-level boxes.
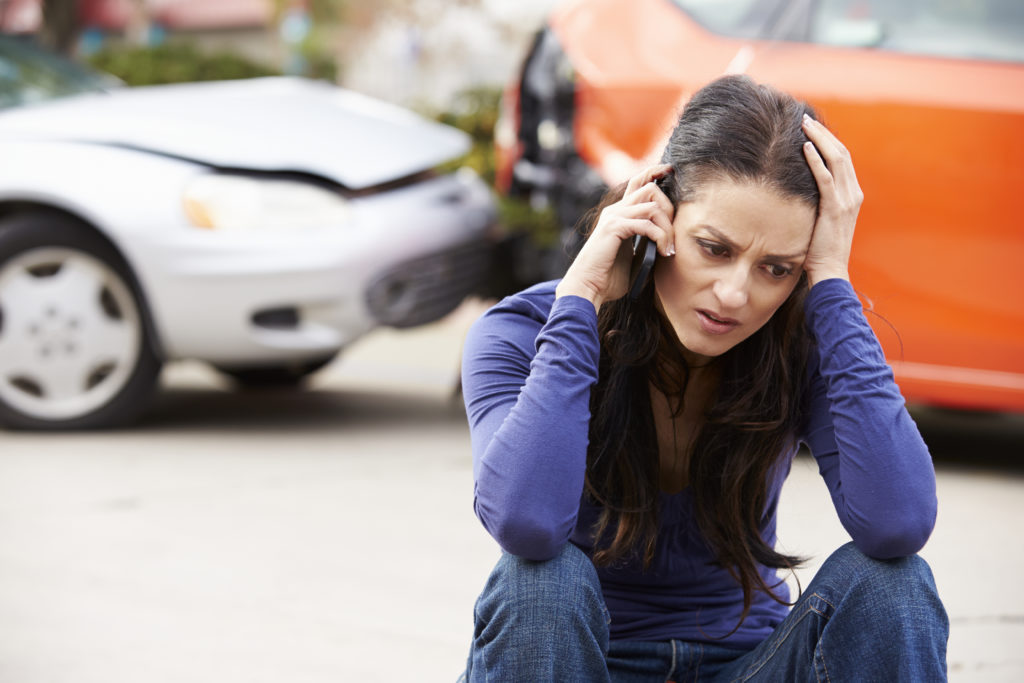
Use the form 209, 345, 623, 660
792, 544, 948, 680
816, 542, 947, 628
825, 542, 938, 593
466, 544, 611, 681
475, 543, 608, 635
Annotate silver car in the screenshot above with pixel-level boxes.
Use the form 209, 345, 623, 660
0, 36, 497, 429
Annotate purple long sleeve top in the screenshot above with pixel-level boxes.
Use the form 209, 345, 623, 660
461, 278, 937, 649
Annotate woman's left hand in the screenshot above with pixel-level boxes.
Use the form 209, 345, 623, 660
801, 114, 864, 288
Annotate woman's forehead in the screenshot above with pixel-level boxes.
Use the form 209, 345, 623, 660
678, 178, 816, 252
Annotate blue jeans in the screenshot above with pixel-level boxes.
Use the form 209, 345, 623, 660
461, 542, 948, 681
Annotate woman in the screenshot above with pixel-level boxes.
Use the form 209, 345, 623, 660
459, 75, 948, 681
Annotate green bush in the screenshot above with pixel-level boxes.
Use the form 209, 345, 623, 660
86, 42, 280, 86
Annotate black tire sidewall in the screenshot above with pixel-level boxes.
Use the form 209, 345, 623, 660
0, 212, 162, 430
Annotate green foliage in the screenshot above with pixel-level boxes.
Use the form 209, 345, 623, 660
86, 42, 279, 86
436, 89, 500, 144
268, 0, 341, 81
496, 195, 560, 249
293, 35, 338, 82
269, 0, 343, 25
299, 49, 338, 82
434, 87, 499, 185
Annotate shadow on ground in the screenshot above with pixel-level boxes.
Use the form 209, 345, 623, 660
910, 406, 1024, 475
134, 377, 1023, 475
141, 385, 467, 433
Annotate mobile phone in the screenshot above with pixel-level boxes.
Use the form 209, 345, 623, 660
627, 170, 672, 301
627, 235, 657, 301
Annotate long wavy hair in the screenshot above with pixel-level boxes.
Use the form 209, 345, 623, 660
583, 75, 821, 627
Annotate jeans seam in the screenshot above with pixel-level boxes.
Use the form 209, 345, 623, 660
666, 639, 677, 683
695, 641, 704, 681
480, 630, 490, 683
810, 593, 836, 683
816, 638, 832, 683
471, 597, 489, 683
811, 595, 834, 683
812, 592, 836, 614
731, 593, 831, 682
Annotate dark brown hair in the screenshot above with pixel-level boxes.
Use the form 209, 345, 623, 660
583, 75, 820, 629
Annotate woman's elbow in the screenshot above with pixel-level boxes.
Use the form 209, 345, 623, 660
851, 504, 937, 559
476, 504, 570, 561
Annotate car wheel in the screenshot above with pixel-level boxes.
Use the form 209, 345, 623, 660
0, 213, 162, 430
216, 355, 337, 389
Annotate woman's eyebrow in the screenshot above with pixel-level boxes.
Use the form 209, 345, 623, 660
702, 226, 806, 261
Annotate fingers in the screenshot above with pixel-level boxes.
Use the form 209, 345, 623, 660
802, 139, 834, 192
802, 116, 859, 180
801, 115, 863, 210
624, 163, 673, 195
599, 164, 677, 257
602, 200, 675, 257
560, 165, 677, 307
800, 115, 861, 287
630, 180, 676, 220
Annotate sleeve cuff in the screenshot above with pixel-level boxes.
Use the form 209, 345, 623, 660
805, 278, 860, 327
550, 293, 599, 324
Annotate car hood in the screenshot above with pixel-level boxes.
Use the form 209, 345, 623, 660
0, 77, 470, 190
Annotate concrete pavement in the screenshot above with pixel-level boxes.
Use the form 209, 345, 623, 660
0, 299, 1021, 681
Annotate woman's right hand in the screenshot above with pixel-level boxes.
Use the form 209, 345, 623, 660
555, 164, 677, 310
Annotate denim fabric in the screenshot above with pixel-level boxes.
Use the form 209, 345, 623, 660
463, 543, 612, 682
460, 542, 948, 682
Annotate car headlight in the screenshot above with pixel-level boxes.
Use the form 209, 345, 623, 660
182, 174, 351, 231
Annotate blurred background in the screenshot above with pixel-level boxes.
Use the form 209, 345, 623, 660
0, 0, 1022, 681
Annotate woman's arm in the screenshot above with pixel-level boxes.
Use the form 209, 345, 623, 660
798, 116, 936, 557
802, 279, 938, 558
462, 290, 600, 560
463, 165, 678, 560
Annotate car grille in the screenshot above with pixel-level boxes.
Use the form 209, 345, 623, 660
365, 239, 494, 328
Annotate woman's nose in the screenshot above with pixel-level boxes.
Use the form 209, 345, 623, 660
713, 268, 749, 310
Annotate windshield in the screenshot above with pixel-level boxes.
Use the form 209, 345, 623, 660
669, 0, 1024, 63
667, 0, 765, 38
0, 36, 113, 110
812, 0, 1024, 64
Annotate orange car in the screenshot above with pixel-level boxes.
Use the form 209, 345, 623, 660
495, 0, 1024, 413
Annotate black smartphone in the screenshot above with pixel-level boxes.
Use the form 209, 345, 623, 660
627, 171, 672, 300
627, 235, 657, 301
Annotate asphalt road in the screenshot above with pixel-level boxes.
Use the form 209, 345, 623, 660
0, 301, 1021, 682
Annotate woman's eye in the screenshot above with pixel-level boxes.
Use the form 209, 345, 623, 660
765, 264, 792, 279
698, 240, 728, 257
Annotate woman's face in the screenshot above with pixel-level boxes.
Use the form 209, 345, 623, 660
654, 177, 816, 365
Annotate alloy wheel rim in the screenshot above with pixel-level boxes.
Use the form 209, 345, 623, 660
0, 247, 141, 421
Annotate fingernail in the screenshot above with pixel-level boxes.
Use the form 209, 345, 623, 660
803, 113, 813, 124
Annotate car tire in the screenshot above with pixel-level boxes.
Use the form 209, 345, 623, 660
216, 355, 337, 389
0, 213, 162, 430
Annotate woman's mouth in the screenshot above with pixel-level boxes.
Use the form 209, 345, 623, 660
697, 309, 739, 334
